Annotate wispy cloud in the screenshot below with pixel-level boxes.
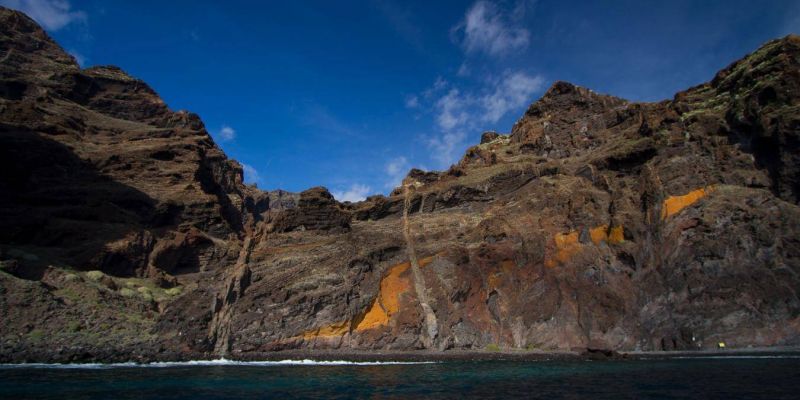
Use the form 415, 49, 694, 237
217, 125, 236, 142
67, 48, 86, 67
302, 104, 363, 139
1, 0, 87, 31
435, 88, 471, 131
457, 62, 470, 77
404, 94, 419, 109
242, 163, 262, 186
427, 130, 468, 167
332, 183, 372, 202
453, 0, 530, 57
422, 76, 448, 99
416, 70, 544, 168
481, 71, 544, 123
385, 156, 409, 188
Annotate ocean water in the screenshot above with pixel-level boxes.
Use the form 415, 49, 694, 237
1, 356, 799, 399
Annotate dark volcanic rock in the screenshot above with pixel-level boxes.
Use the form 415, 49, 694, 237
1, 6, 799, 362
0, 8, 262, 281
269, 187, 351, 233
480, 131, 501, 144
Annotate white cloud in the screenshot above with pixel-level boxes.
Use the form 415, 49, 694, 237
414, 70, 544, 168
422, 76, 448, 99
457, 62, 470, 77
218, 125, 236, 141
454, 0, 530, 57
1, 0, 87, 31
427, 130, 468, 167
404, 94, 419, 109
242, 163, 261, 185
436, 88, 470, 131
385, 156, 409, 188
332, 183, 372, 202
481, 71, 544, 123
67, 48, 86, 67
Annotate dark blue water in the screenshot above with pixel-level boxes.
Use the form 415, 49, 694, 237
1, 356, 799, 399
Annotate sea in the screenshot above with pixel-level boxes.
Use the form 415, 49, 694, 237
1, 355, 799, 399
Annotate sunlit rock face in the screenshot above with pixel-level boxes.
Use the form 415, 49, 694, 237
1, 7, 799, 362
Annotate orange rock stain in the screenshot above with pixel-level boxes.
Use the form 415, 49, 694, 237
545, 231, 581, 268
661, 186, 714, 220
545, 225, 624, 268
301, 320, 350, 340
299, 254, 458, 339
590, 225, 609, 244
355, 261, 411, 331
607, 225, 625, 244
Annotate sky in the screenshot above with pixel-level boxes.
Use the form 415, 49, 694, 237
2, 0, 799, 201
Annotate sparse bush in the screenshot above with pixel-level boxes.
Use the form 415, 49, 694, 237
140, 292, 153, 302
138, 288, 153, 302
64, 273, 80, 282
164, 287, 182, 296
86, 270, 104, 281
119, 288, 136, 298
28, 329, 44, 342
486, 343, 501, 352
67, 321, 81, 332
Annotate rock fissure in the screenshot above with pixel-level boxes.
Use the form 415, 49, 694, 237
402, 180, 439, 348
209, 229, 259, 356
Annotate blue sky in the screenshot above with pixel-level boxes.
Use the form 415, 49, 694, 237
3, 0, 799, 201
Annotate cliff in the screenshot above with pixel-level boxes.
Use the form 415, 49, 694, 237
1, 7, 798, 362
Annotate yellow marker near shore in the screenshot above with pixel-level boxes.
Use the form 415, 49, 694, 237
718, 342, 726, 349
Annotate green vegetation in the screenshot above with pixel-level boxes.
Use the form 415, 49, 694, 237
27, 329, 44, 342
119, 287, 136, 297
86, 270, 104, 281
55, 287, 82, 302
67, 321, 82, 332
485, 343, 501, 352
117, 277, 183, 302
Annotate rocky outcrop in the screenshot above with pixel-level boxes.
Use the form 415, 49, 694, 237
269, 187, 351, 233
1, 6, 799, 361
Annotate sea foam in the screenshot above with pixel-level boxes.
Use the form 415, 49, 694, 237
0, 358, 437, 369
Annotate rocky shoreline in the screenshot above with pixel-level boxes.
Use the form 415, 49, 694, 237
4, 346, 800, 365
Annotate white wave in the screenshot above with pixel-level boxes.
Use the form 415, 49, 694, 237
0, 358, 437, 369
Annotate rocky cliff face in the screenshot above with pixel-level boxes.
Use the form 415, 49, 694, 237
1, 7, 799, 362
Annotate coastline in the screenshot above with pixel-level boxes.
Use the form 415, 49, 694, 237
3, 346, 800, 366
